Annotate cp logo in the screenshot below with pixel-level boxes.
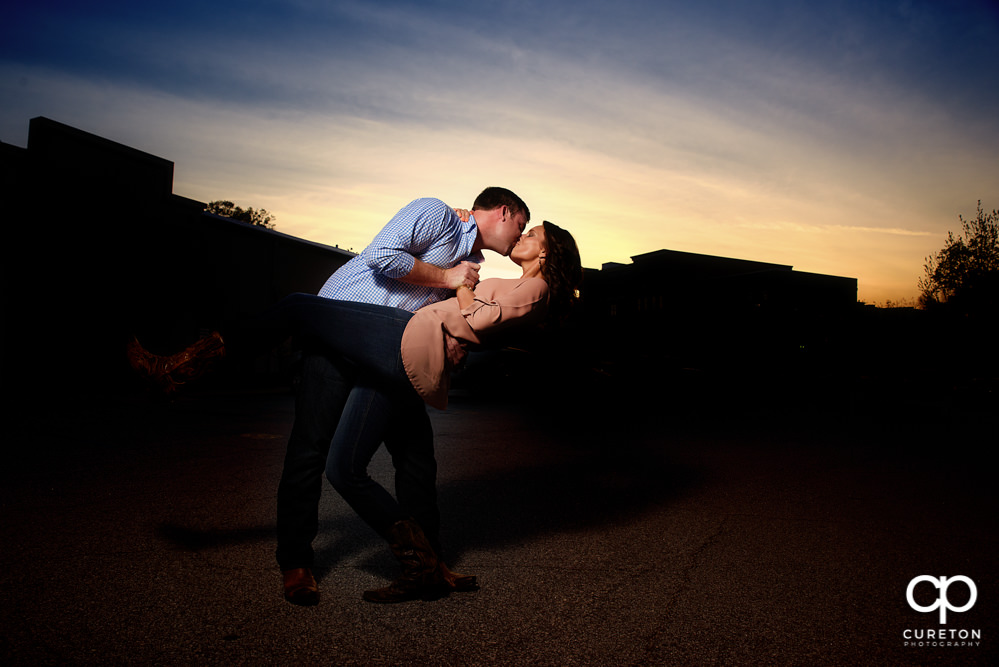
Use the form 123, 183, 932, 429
906, 575, 977, 624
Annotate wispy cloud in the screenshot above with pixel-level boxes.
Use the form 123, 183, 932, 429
1, 0, 997, 302
735, 220, 936, 237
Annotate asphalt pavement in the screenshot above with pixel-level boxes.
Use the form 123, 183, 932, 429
0, 376, 996, 666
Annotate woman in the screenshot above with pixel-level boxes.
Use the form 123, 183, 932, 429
277, 219, 581, 602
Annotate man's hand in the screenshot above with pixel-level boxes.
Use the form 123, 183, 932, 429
444, 333, 468, 368
401, 258, 479, 290
443, 261, 480, 290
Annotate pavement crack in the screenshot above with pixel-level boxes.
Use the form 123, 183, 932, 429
637, 516, 729, 663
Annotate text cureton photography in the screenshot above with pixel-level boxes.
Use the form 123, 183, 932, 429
904, 575, 983, 649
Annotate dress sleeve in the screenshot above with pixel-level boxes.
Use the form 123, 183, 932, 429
459, 279, 549, 337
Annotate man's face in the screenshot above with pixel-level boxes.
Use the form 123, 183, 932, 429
493, 207, 528, 256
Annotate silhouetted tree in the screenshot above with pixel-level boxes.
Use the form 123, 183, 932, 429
206, 200, 277, 229
918, 201, 998, 312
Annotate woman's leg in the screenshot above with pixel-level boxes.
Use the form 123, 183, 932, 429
128, 294, 412, 392
277, 294, 412, 387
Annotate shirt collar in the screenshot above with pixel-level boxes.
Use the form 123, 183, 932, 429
463, 214, 485, 264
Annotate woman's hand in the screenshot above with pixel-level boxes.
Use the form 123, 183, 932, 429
444, 333, 468, 368
452, 207, 472, 222
455, 282, 476, 309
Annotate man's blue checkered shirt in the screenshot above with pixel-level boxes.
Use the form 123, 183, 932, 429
318, 198, 483, 312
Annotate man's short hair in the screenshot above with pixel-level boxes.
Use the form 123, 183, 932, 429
472, 187, 530, 221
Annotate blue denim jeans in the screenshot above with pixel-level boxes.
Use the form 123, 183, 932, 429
279, 294, 414, 388
274, 295, 440, 570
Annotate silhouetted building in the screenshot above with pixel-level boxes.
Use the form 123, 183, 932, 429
579, 248, 858, 377
2, 117, 353, 402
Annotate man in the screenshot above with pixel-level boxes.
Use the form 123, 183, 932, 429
277, 187, 529, 605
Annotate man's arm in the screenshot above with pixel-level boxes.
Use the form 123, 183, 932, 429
361, 199, 480, 290
400, 258, 480, 290
398, 205, 479, 290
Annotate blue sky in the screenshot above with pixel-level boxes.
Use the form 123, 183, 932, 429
3, 0, 998, 302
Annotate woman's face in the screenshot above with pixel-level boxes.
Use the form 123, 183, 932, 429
510, 225, 547, 265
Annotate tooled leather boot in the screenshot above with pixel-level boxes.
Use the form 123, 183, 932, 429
127, 331, 225, 394
363, 519, 446, 603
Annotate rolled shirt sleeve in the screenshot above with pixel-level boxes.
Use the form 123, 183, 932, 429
318, 197, 481, 311
359, 199, 452, 279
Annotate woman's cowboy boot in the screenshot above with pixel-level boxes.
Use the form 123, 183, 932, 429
363, 519, 446, 603
165, 331, 225, 386
127, 332, 225, 394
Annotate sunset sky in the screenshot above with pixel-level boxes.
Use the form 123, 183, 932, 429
3, 0, 997, 303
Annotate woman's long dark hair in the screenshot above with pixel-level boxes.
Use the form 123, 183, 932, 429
540, 220, 582, 324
